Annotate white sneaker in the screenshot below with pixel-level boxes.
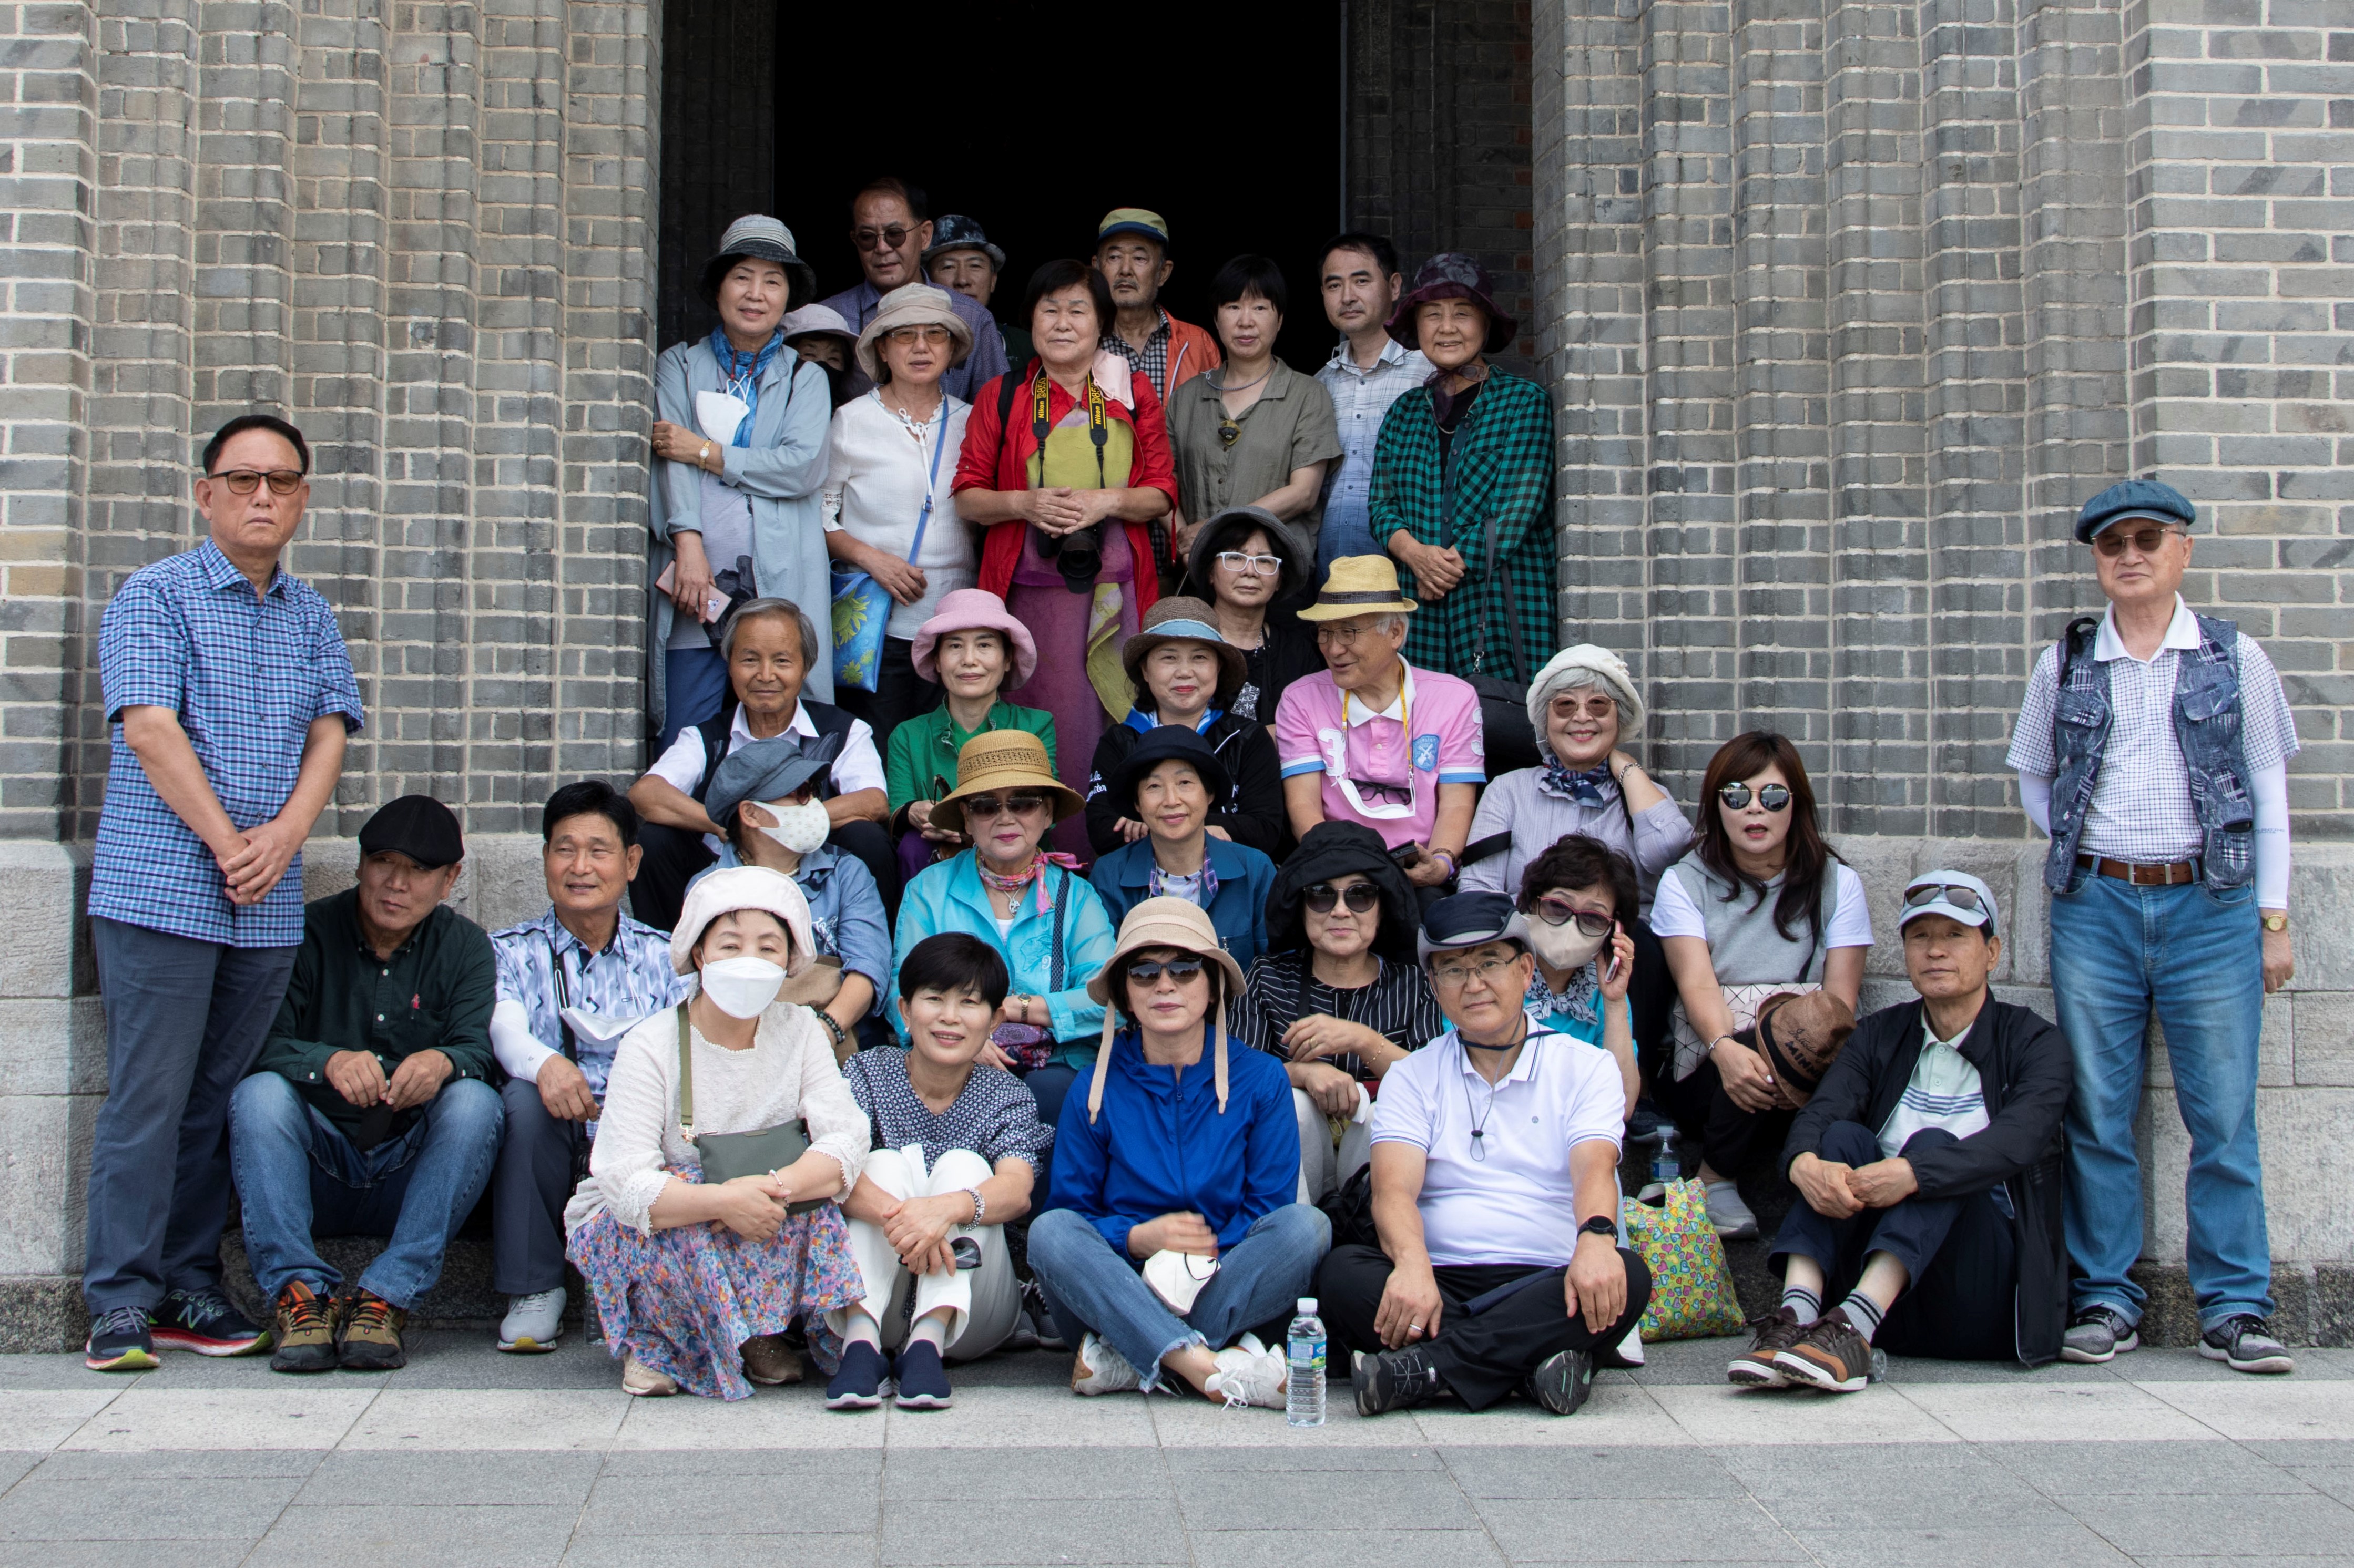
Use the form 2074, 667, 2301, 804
1143, 1249, 1220, 1315
1703, 1180, 1758, 1239
621, 1352, 676, 1397
497, 1287, 566, 1353
1206, 1347, 1289, 1410
1071, 1332, 1140, 1396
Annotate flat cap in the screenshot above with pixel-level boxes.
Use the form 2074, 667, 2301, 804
2076, 478, 2194, 543
359, 794, 464, 869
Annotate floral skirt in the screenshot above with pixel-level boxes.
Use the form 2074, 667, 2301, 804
567, 1166, 864, 1401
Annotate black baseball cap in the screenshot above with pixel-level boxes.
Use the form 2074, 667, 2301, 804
358, 795, 465, 869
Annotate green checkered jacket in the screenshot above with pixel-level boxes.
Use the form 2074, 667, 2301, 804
1367, 368, 1557, 684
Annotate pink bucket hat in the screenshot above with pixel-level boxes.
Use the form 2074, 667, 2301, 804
911, 588, 1038, 686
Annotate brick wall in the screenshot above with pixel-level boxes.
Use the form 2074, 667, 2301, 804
4, 0, 659, 845
1536, 0, 2348, 843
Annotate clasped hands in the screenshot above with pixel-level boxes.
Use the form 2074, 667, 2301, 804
323, 1047, 453, 1113
1020, 487, 1115, 536
876, 1191, 978, 1277
1791, 1150, 1918, 1219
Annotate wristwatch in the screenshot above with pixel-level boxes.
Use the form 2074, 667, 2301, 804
1578, 1215, 1619, 1241
2262, 913, 2289, 933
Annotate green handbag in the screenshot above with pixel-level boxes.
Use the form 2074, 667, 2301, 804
675, 1006, 828, 1214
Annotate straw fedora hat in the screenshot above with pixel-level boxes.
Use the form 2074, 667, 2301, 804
1082, 897, 1248, 1123
1295, 555, 1420, 622
930, 730, 1084, 835
853, 282, 974, 384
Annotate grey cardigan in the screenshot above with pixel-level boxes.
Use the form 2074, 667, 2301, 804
1458, 767, 1695, 916
647, 337, 835, 729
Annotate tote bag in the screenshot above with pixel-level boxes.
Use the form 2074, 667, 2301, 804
1623, 1178, 1747, 1340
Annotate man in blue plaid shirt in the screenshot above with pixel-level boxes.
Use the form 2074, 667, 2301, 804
82, 414, 364, 1372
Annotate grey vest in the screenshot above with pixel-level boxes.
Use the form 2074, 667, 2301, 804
1664, 856, 1840, 985
2041, 612, 2254, 894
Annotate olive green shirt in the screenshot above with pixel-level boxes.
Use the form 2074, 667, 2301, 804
1166, 359, 1343, 545
885, 699, 1059, 817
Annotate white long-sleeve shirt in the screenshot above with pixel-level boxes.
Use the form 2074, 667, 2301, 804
563, 1000, 870, 1236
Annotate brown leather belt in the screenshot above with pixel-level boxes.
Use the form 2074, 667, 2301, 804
2077, 853, 2201, 886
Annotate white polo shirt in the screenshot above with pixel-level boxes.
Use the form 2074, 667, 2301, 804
1369, 1022, 1624, 1268
646, 702, 886, 854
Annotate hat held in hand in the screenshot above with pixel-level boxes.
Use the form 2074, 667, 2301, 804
1740, 990, 1857, 1111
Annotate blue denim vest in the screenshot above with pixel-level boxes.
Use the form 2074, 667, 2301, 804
2042, 611, 2254, 893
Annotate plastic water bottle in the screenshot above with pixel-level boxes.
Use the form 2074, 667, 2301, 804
1286, 1296, 1327, 1427
1650, 1126, 1680, 1189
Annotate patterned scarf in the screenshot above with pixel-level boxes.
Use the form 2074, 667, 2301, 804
1147, 856, 1220, 910
707, 327, 786, 446
976, 851, 1084, 914
1538, 756, 1616, 806
1528, 958, 1601, 1029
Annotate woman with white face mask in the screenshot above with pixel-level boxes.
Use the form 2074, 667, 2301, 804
565, 867, 874, 1400
696, 738, 891, 1059
1515, 835, 1642, 1120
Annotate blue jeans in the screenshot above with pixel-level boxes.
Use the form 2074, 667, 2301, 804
661, 645, 729, 749
1314, 504, 1381, 586
1028, 1203, 1332, 1390
229, 1072, 505, 1309
2049, 868, 2271, 1330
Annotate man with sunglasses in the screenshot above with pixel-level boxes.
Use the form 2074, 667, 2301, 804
1728, 873, 2071, 1390
2006, 478, 2300, 1375
81, 414, 366, 1371
1320, 893, 1651, 1418
817, 176, 1007, 401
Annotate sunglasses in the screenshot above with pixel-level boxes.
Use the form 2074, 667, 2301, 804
1718, 782, 1792, 812
1533, 896, 1615, 938
961, 793, 1049, 819
208, 468, 304, 496
1215, 551, 1282, 577
2092, 525, 2183, 558
1303, 882, 1381, 914
1903, 883, 1986, 914
1127, 957, 1207, 986
851, 224, 913, 251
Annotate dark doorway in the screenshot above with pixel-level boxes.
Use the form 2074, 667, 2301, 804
773, 3, 1347, 371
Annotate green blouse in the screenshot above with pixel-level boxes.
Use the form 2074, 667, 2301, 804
885, 699, 1059, 816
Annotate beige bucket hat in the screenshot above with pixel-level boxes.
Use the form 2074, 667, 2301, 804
1082, 897, 1247, 1124
853, 282, 973, 384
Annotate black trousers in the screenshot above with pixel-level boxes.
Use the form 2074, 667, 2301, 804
1771, 1120, 2017, 1361
631, 817, 900, 933
1649, 1050, 1793, 1178
832, 636, 942, 759
1317, 1244, 1653, 1411
491, 1078, 582, 1297
1626, 919, 1675, 1082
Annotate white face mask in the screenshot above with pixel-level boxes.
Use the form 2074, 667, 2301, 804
757, 796, 831, 856
1527, 917, 1607, 973
698, 955, 787, 1019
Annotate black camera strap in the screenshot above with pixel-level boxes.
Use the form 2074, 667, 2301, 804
1026, 368, 1108, 490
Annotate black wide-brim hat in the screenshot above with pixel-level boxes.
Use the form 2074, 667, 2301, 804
1385, 251, 1517, 354
1268, 821, 1421, 959
699, 214, 818, 312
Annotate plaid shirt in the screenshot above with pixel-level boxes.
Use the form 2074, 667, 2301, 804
490, 906, 691, 1098
1369, 370, 1558, 685
91, 539, 364, 947
1100, 311, 1174, 404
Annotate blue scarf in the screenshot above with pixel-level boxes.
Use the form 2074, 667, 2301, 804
707, 328, 786, 447
1538, 757, 1616, 806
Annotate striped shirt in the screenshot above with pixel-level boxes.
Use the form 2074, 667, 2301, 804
1236, 950, 1447, 1084
1876, 1013, 1990, 1161
490, 907, 692, 1099
91, 540, 365, 947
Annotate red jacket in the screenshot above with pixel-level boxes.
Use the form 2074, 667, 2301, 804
953, 363, 1181, 609
1154, 314, 1221, 401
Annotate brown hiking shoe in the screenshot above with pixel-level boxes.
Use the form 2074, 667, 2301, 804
269, 1281, 342, 1375
741, 1333, 803, 1386
1774, 1309, 1874, 1392
337, 1290, 408, 1371
1727, 1306, 1809, 1388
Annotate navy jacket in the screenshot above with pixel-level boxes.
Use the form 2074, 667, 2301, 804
1087, 834, 1277, 977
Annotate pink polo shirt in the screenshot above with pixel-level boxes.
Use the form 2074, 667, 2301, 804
1275, 666, 1486, 849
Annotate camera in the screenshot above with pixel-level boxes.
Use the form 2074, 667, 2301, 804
1036, 522, 1104, 592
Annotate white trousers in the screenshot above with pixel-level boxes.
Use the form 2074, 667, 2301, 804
1293, 1087, 1374, 1205
830, 1145, 1021, 1361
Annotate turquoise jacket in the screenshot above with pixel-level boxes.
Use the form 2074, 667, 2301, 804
1087, 834, 1277, 977
890, 850, 1117, 1069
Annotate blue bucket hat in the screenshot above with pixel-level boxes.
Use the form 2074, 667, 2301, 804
2075, 478, 2195, 544
922, 213, 1006, 271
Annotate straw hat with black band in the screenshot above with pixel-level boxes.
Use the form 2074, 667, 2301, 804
1082, 897, 1248, 1123
929, 731, 1084, 835
1121, 597, 1247, 709
852, 282, 974, 385
1295, 555, 1419, 622
699, 214, 818, 312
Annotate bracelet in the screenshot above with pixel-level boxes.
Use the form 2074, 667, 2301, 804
697, 440, 712, 468
810, 1007, 851, 1050
964, 1187, 986, 1225
1430, 848, 1459, 881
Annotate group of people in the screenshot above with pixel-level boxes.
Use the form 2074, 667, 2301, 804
76, 208, 2301, 1415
